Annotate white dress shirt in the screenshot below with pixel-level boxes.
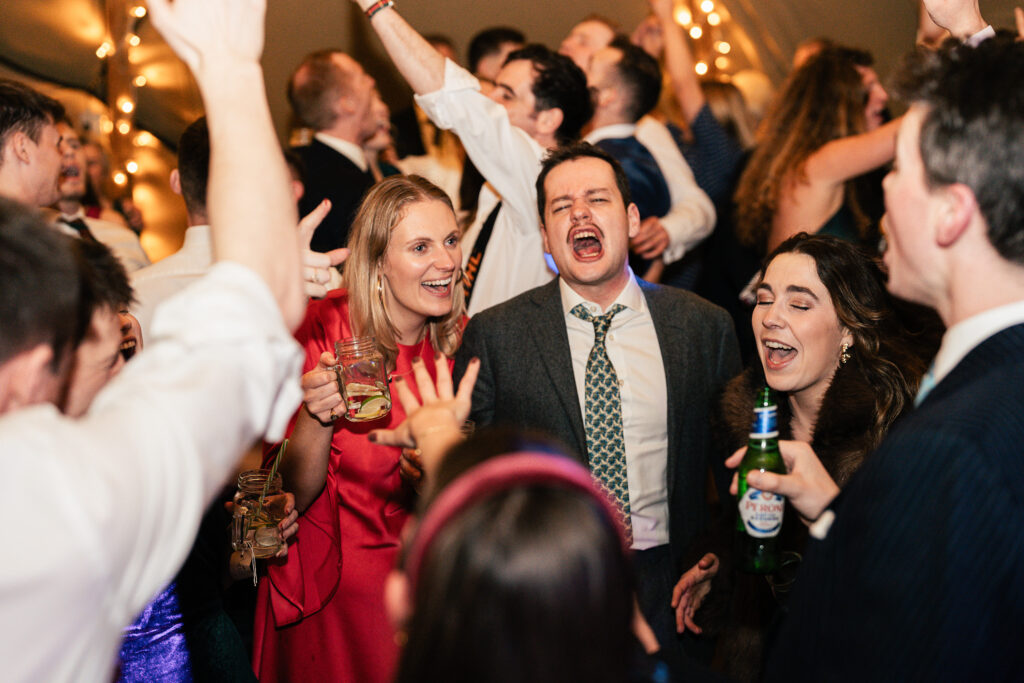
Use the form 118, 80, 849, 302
314, 132, 369, 172
0, 263, 303, 683
417, 59, 556, 316
130, 224, 212, 336
52, 208, 151, 273
931, 301, 1024, 387
559, 272, 670, 549
635, 116, 716, 263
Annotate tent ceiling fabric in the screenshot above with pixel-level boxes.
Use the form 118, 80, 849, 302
3, 0, 1021, 145
2, 0, 1024, 145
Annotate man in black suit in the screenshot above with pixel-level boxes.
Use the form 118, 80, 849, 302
742, 26, 1024, 681
454, 143, 740, 670
288, 50, 379, 252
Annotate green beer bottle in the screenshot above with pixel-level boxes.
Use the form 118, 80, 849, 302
736, 387, 786, 574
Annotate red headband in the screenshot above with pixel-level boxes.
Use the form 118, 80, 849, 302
404, 452, 629, 593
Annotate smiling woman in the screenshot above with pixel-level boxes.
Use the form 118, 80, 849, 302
254, 175, 466, 683
670, 233, 929, 680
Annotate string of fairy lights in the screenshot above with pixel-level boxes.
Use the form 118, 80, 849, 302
673, 0, 734, 77
94, 1, 152, 190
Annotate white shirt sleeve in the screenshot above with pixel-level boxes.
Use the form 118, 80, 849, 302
415, 59, 546, 232
0, 262, 303, 682
635, 116, 716, 264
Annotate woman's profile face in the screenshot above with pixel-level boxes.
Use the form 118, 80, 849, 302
380, 199, 461, 335
752, 252, 852, 401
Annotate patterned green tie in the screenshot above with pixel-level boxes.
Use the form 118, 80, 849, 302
571, 303, 631, 543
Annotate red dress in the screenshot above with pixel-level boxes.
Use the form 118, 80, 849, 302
253, 290, 442, 683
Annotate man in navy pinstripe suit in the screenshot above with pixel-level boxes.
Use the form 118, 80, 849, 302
747, 28, 1024, 681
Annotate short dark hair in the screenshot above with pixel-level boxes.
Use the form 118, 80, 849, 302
607, 37, 662, 122
535, 142, 631, 223
74, 239, 134, 311
892, 35, 1024, 264
177, 116, 210, 215
506, 45, 593, 146
0, 79, 65, 164
467, 27, 525, 74
0, 197, 84, 369
288, 50, 349, 131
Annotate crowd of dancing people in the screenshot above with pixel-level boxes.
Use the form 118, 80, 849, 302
1, 0, 1024, 680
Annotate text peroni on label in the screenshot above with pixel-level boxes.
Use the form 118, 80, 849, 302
739, 488, 784, 538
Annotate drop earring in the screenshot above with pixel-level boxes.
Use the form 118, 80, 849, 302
840, 342, 851, 365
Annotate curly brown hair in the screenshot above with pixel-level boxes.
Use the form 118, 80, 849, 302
734, 47, 874, 254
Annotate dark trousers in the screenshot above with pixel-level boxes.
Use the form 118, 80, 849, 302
634, 545, 724, 683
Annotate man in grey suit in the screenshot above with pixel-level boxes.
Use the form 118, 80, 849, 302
453, 142, 740, 669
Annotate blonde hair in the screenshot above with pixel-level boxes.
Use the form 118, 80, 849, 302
343, 175, 464, 368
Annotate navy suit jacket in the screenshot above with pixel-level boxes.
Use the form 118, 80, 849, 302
765, 323, 1024, 681
292, 139, 374, 253
453, 278, 741, 566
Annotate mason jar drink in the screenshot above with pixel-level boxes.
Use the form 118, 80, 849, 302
334, 336, 391, 422
231, 469, 287, 559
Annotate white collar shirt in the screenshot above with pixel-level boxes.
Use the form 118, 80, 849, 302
931, 300, 1024, 387
314, 132, 369, 172
416, 59, 555, 316
559, 271, 670, 549
130, 224, 213, 336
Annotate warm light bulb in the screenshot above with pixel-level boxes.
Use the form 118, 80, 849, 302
715, 56, 730, 69
674, 7, 692, 25
134, 131, 154, 146
700, 0, 714, 13
126, 161, 139, 174
690, 26, 703, 39
113, 172, 128, 186
127, 34, 141, 47
100, 117, 114, 134
117, 121, 132, 135
132, 5, 147, 18
95, 42, 113, 59
707, 12, 721, 25
134, 75, 148, 87
695, 61, 709, 75
716, 41, 732, 54
119, 99, 135, 114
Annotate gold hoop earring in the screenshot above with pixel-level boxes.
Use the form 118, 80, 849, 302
840, 342, 851, 365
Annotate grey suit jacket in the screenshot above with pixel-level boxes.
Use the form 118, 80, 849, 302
454, 277, 741, 565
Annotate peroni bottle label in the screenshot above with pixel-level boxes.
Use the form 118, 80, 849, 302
739, 488, 784, 538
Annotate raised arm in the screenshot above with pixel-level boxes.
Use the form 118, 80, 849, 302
804, 117, 901, 186
921, 0, 988, 40
649, 0, 705, 125
349, 0, 446, 94
149, 0, 304, 329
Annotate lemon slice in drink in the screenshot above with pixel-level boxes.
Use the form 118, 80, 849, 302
345, 382, 382, 395
354, 396, 390, 420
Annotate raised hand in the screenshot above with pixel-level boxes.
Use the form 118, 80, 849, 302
148, 0, 266, 74
671, 552, 719, 634
370, 355, 480, 483
920, 0, 987, 39
630, 216, 670, 259
298, 199, 349, 298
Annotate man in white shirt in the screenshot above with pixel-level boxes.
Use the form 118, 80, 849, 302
51, 119, 151, 272
288, 50, 380, 252
352, 0, 593, 316
738, 14, 1024, 679
131, 117, 214, 336
584, 39, 715, 277
0, 0, 315, 678
454, 143, 739, 672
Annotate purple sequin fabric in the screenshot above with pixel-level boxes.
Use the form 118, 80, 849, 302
117, 582, 193, 682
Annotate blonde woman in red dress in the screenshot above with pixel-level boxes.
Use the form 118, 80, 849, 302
253, 175, 465, 683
